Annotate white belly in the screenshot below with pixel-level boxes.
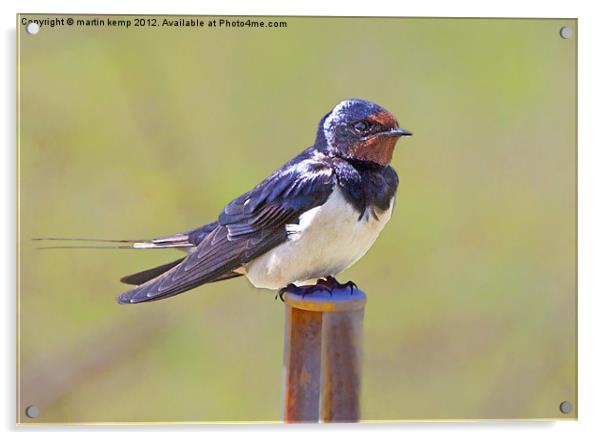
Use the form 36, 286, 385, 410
244, 187, 394, 290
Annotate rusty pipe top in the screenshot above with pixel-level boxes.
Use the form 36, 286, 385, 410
284, 287, 367, 313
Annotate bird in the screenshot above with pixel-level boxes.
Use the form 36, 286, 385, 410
38, 99, 412, 304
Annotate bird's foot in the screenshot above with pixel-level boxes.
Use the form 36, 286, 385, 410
314, 278, 335, 296
342, 280, 358, 295
276, 278, 359, 301
314, 276, 357, 294
316, 276, 339, 292
319, 276, 357, 294
279, 281, 333, 299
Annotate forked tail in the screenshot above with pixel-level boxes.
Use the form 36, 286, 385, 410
32, 235, 195, 250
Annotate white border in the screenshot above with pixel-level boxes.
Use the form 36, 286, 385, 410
3, 1, 601, 439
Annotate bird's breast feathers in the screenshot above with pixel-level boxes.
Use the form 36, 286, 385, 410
244, 186, 394, 289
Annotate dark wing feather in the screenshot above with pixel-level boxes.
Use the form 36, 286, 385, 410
120, 258, 185, 285
120, 257, 243, 286
118, 157, 335, 304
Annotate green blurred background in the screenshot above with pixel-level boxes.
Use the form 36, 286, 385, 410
17, 16, 576, 423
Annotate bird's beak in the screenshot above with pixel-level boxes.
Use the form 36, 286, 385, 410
383, 128, 413, 138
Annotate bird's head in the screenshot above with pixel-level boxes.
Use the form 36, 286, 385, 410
316, 99, 412, 166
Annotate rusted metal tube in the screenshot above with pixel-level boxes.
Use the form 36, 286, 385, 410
282, 287, 367, 423
282, 305, 322, 422
321, 307, 365, 422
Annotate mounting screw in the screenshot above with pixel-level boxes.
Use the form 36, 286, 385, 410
25, 405, 39, 418
559, 26, 573, 39
559, 401, 573, 414
26, 22, 40, 35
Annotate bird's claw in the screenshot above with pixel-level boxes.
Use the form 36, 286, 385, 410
342, 280, 357, 294
324, 276, 357, 294
276, 288, 286, 302
277, 278, 359, 301
316, 278, 335, 296
280, 281, 334, 298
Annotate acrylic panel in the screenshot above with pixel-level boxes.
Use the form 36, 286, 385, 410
17, 15, 577, 423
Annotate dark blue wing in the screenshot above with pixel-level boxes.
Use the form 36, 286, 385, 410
118, 157, 335, 304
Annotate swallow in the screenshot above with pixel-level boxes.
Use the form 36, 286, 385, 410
38, 99, 412, 303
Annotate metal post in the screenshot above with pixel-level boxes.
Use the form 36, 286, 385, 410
282, 304, 322, 422
282, 286, 367, 423
321, 306, 365, 422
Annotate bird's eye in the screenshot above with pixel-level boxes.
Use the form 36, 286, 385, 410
353, 121, 370, 133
